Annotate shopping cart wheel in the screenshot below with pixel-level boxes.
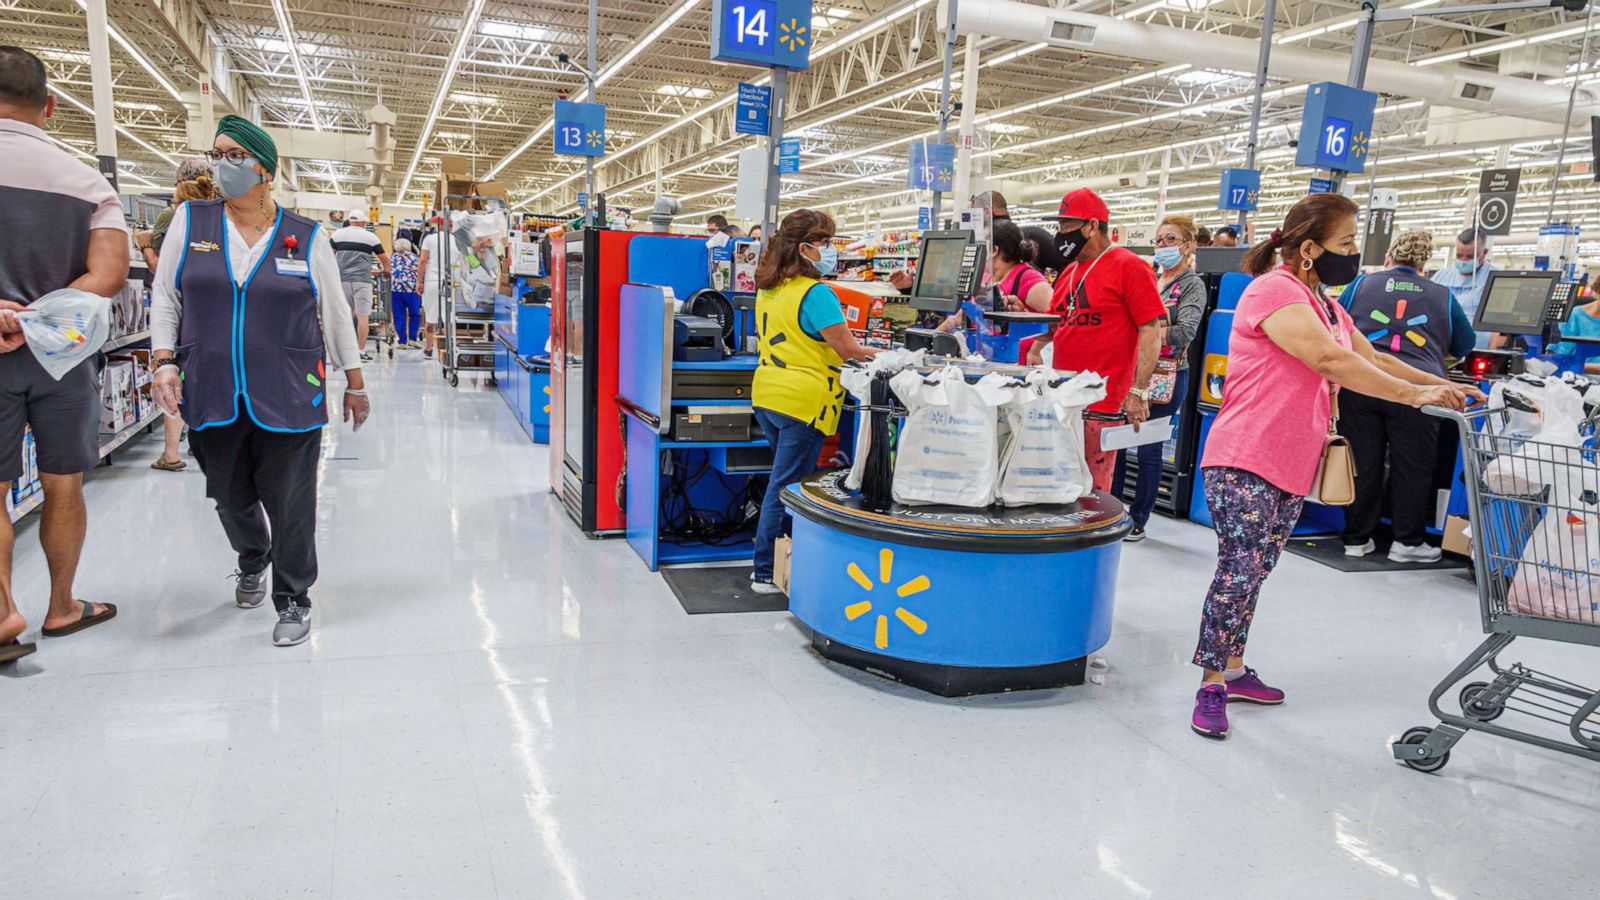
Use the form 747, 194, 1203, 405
1459, 682, 1504, 722
448, 371, 459, 388
1397, 726, 1450, 773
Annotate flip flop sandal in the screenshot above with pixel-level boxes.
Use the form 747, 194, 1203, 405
41, 601, 117, 638
151, 458, 187, 471
0, 639, 36, 664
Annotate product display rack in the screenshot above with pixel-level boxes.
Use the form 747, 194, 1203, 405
7, 491, 42, 525
434, 193, 501, 388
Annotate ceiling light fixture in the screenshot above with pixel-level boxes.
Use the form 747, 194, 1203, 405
398, 0, 491, 200
268, 0, 322, 131
49, 83, 178, 166
72, 0, 184, 102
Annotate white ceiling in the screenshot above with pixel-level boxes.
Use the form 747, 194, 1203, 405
7, 0, 1599, 243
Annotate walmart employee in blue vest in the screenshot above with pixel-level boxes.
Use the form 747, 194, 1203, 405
1338, 230, 1476, 564
149, 115, 368, 647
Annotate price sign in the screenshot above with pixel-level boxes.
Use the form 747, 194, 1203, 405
1217, 168, 1261, 212
553, 100, 606, 158
907, 142, 956, 192
1295, 82, 1377, 174
736, 83, 772, 136
711, 0, 815, 70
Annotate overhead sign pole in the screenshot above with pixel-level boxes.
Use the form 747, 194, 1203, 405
932, 0, 960, 221
1238, 0, 1277, 235
1546, 6, 1595, 225
762, 68, 789, 241
587, 0, 598, 226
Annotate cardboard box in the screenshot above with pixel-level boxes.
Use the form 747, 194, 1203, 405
774, 536, 793, 595
439, 154, 471, 177
1442, 515, 1472, 557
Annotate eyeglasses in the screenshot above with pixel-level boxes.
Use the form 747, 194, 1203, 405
1153, 235, 1185, 247
204, 148, 255, 165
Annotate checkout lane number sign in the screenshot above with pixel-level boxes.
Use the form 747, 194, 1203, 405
553, 100, 606, 158
711, 0, 814, 70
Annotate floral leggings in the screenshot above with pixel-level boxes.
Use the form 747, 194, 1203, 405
1194, 467, 1305, 671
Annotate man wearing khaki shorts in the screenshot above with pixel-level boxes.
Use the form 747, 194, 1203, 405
331, 208, 390, 362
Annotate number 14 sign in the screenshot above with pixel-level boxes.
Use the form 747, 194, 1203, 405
553, 100, 606, 158
711, 0, 814, 70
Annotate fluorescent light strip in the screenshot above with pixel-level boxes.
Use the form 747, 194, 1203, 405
71, 0, 184, 101
44, 131, 160, 188
50, 84, 178, 166
269, 0, 321, 131
398, 0, 489, 200
1275, 0, 1440, 46
1415, 21, 1592, 68
509, 0, 938, 208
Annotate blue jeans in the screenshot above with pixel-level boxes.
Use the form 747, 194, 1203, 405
1122, 367, 1190, 528
752, 408, 827, 580
393, 291, 423, 343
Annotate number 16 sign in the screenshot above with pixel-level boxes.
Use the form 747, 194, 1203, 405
553, 100, 606, 158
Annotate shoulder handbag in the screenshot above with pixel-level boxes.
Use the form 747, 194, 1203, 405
1286, 272, 1357, 505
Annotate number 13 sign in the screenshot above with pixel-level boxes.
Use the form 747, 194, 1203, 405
711, 0, 814, 70
553, 100, 606, 158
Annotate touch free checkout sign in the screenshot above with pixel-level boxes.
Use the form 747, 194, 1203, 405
711, 0, 815, 69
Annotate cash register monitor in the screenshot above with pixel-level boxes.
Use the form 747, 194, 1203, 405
910, 230, 975, 314
1474, 270, 1561, 337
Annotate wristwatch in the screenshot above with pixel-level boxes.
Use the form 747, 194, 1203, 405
1128, 387, 1151, 401
153, 357, 178, 370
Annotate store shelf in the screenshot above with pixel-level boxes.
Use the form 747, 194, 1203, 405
102, 330, 150, 352
454, 310, 495, 323
7, 491, 43, 525
97, 408, 161, 460
454, 341, 495, 354
660, 437, 770, 449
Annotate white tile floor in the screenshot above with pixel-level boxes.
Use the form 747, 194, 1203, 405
4, 353, 1599, 899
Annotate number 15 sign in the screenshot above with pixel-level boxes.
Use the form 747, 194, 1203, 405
553, 100, 606, 158
711, 0, 814, 70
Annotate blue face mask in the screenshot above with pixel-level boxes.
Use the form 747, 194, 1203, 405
812, 244, 838, 276
213, 156, 263, 200
1153, 247, 1184, 271
1454, 258, 1477, 276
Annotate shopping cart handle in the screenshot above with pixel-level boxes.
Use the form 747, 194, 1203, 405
1421, 404, 1464, 420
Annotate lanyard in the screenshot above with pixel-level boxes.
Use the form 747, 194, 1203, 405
1060, 251, 1108, 320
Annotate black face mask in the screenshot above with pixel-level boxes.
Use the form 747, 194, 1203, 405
1054, 223, 1092, 267
1311, 246, 1362, 287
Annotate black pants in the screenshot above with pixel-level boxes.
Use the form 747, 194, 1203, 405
190, 418, 322, 610
1338, 390, 1441, 546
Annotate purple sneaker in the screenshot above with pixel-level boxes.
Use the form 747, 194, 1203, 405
1225, 667, 1285, 705
1191, 684, 1230, 739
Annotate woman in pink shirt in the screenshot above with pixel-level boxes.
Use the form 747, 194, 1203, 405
1189, 193, 1481, 740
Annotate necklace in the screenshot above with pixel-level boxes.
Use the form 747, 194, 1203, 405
1060, 251, 1108, 321
226, 199, 276, 241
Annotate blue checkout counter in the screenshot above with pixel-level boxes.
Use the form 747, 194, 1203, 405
493, 284, 552, 443
616, 283, 773, 570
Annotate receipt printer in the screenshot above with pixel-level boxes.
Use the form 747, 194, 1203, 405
903, 327, 963, 358
673, 315, 723, 362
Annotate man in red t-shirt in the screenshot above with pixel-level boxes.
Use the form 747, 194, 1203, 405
1026, 188, 1165, 492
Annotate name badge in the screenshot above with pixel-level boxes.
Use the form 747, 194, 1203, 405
275, 258, 311, 277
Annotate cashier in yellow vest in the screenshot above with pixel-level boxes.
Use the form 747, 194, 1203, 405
749, 209, 879, 594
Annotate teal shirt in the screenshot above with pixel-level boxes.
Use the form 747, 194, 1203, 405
1552, 304, 1600, 365
799, 283, 846, 340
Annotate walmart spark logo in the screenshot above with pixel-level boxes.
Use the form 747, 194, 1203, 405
305, 359, 326, 407
1366, 299, 1428, 352
543, 384, 551, 414
1351, 130, 1369, 160
779, 18, 808, 52
842, 549, 930, 650
585, 129, 604, 148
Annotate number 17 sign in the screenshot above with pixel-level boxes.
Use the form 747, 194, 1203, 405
711, 0, 814, 70
553, 100, 606, 158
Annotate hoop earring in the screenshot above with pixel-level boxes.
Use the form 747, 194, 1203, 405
1300, 258, 1314, 271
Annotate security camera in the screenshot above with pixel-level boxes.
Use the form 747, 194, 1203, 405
909, 36, 923, 55
558, 51, 570, 65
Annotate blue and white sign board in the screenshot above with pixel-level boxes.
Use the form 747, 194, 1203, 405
1217, 168, 1261, 212
918, 207, 934, 231
735, 83, 773, 135
554, 100, 606, 158
1295, 82, 1377, 174
577, 192, 588, 210
1308, 177, 1334, 194
778, 137, 801, 174
908, 142, 956, 192
711, 0, 815, 70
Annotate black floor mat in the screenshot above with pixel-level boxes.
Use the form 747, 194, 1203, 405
661, 565, 789, 615
1284, 537, 1469, 573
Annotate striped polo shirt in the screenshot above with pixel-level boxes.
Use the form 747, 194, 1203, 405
0, 118, 127, 305
330, 224, 382, 283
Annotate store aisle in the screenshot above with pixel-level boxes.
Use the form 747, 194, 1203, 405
2, 355, 1597, 899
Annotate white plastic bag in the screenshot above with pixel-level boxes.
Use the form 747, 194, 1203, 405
1483, 377, 1593, 502
889, 364, 1008, 507
1507, 511, 1600, 624
13, 289, 110, 380
995, 370, 1108, 506
842, 349, 926, 491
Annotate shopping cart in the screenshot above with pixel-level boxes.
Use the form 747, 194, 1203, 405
369, 271, 395, 360
1394, 394, 1600, 773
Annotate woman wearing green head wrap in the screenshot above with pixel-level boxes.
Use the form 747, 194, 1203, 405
146, 114, 372, 647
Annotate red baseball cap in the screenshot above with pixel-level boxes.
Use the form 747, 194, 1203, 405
1054, 188, 1110, 224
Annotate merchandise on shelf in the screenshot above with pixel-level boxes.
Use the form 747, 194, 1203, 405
108, 278, 148, 339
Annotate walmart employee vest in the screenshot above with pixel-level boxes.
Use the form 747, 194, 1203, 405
175, 200, 328, 432
1346, 265, 1453, 378
753, 277, 846, 435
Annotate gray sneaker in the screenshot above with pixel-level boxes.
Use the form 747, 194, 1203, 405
272, 605, 311, 646
233, 570, 267, 609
